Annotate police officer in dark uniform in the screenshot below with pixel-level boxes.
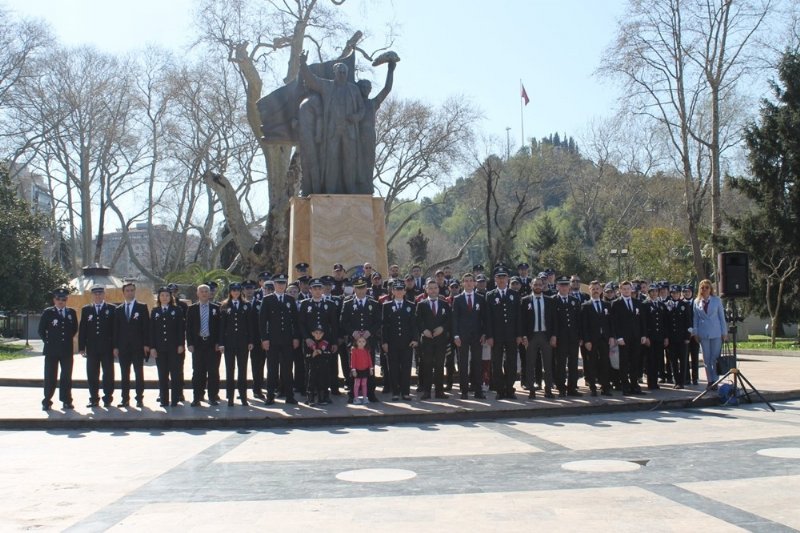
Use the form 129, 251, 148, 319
299, 278, 339, 401
168, 282, 189, 401
254, 272, 272, 303
39, 287, 78, 411
666, 284, 693, 388
259, 274, 301, 404
331, 263, 346, 296
643, 283, 669, 390
244, 279, 267, 400
78, 285, 116, 407
185, 283, 221, 406
484, 266, 522, 400
150, 286, 185, 407
381, 281, 419, 400
114, 282, 150, 407
553, 276, 583, 397
218, 282, 253, 406
517, 263, 532, 297
340, 276, 382, 402
683, 284, 700, 385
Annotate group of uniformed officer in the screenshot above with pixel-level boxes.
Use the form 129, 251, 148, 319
37, 260, 702, 411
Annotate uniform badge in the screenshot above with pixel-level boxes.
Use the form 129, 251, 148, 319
527, 303, 532, 310
495, 298, 500, 304
604, 308, 609, 315
227, 308, 233, 314
106, 310, 110, 316
635, 308, 640, 315
154, 312, 160, 319
405, 306, 411, 313
571, 301, 576, 306
52, 319, 58, 326
307, 307, 312, 313
368, 305, 372, 311
133, 312, 139, 319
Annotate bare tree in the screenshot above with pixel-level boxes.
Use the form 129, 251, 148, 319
600, 0, 773, 278
375, 96, 478, 231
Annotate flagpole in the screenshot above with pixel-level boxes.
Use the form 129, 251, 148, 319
519, 79, 525, 149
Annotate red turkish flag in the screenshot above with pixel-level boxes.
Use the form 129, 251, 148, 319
521, 83, 530, 106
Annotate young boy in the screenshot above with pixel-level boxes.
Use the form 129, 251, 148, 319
306, 325, 332, 405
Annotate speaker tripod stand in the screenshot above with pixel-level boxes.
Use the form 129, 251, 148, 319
691, 298, 775, 412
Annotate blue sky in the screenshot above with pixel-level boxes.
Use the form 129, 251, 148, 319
5, 0, 628, 152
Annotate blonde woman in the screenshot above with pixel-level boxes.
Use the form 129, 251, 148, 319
692, 279, 728, 388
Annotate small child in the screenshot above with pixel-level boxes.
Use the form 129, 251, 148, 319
350, 337, 373, 404
306, 325, 332, 406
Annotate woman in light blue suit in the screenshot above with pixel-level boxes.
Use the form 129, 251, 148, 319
692, 279, 728, 388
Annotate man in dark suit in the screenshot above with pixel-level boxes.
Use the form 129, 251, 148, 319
259, 274, 301, 404
611, 280, 648, 395
484, 266, 522, 400
186, 284, 221, 406
114, 282, 150, 407
452, 273, 486, 399
340, 276, 381, 402
78, 285, 116, 407
521, 277, 557, 399
416, 278, 451, 399
39, 287, 78, 411
552, 276, 583, 397
580, 280, 614, 396
299, 278, 340, 401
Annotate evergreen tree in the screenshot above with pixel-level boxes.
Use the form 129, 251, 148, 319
407, 228, 429, 265
728, 50, 800, 344
0, 162, 68, 311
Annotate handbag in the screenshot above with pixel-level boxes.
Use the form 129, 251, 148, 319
715, 340, 736, 375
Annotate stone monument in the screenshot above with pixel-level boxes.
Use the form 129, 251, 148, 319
257, 48, 399, 276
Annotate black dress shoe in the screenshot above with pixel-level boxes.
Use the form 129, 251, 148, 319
567, 390, 583, 397
86, 400, 99, 408
674, 384, 684, 389
507, 393, 518, 400
444, 385, 452, 392
285, 397, 298, 404
601, 389, 613, 397
420, 393, 432, 400
209, 399, 219, 406
254, 393, 266, 400
241, 399, 249, 406
558, 390, 567, 398
171, 401, 179, 406
265, 395, 275, 405
63, 402, 74, 410
544, 390, 555, 399
474, 392, 486, 399
402, 395, 413, 401
118, 401, 130, 408
435, 392, 448, 399
136, 400, 144, 408
368, 396, 380, 403
159, 402, 168, 408
392, 395, 401, 401
331, 389, 342, 396
228, 399, 234, 406
103, 399, 112, 407
590, 389, 598, 397
528, 392, 536, 400
495, 393, 505, 401
461, 392, 469, 399
42, 403, 51, 411
191, 400, 201, 407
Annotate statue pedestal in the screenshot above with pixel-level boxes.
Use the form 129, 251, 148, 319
289, 195, 388, 278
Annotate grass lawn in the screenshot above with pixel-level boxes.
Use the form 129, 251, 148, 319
737, 334, 800, 350
0, 343, 31, 360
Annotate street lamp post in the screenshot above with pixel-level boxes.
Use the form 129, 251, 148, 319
609, 248, 629, 281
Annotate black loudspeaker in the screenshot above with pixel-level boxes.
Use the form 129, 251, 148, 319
718, 252, 749, 298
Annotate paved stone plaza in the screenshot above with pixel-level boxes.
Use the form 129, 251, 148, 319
1, 400, 799, 531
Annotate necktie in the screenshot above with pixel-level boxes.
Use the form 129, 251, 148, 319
396, 301, 401, 311
278, 295, 283, 304
467, 293, 472, 311
703, 299, 709, 313
536, 297, 543, 332
200, 304, 209, 337
234, 301, 238, 311
431, 300, 437, 315
501, 290, 505, 299
163, 306, 168, 313
126, 302, 132, 319
627, 298, 633, 312
595, 300, 601, 314
562, 297, 567, 304
96, 305, 101, 315
59, 308, 64, 318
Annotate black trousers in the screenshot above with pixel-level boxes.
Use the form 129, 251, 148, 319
688, 338, 700, 383
191, 339, 218, 401
307, 355, 330, 398
118, 348, 145, 402
155, 348, 182, 405
333, 341, 348, 391
86, 349, 114, 402
271, 344, 296, 401
444, 342, 456, 388
584, 340, 611, 391
387, 341, 413, 396
43, 351, 73, 404
457, 339, 483, 394
265, 347, 279, 396
419, 337, 447, 394
250, 345, 266, 394
491, 339, 518, 396
555, 338, 579, 392
518, 343, 527, 384
668, 340, 689, 387
176, 352, 186, 400
646, 341, 665, 387
618, 339, 642, 390
224, 345, 249, 401
293, 345, 305, 393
